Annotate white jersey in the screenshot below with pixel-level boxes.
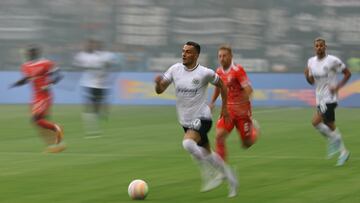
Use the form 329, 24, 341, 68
307, 54, 346, 105
73, 51, 113, 89
163, 63, 219, 127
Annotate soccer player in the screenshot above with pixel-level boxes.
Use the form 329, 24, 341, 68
304, 37, 351, 166
9, 45, 65, 153
209, 45, 259, 161
73, 39, 113, 137
154, 41, 238, 198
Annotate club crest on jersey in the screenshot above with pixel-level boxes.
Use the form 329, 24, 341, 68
192, 78, 200, 85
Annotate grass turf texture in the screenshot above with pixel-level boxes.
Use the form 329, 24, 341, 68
0, 105, 359, 203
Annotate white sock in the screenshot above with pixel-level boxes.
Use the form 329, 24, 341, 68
182, 139, 205, 160
315, 123, 336, 140
82, 112, 100, 134
206, 152, 237, 184
333, 128, 347, 154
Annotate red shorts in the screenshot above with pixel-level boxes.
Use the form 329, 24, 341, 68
216, 115, 253, 143
31, 97, 52, 117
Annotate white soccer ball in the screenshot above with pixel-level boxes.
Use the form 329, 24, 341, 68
128, 179, 149, 200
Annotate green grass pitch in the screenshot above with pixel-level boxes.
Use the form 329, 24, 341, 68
0, 105, 359, 203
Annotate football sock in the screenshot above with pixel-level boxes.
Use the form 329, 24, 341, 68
315, 123, 336, 140
215, 136, 227, 160
333, 128, 347, 153
35, 119, 57, 131
83, 112, 100, 134
182, 139, 205, 160
205, 152, 237, 184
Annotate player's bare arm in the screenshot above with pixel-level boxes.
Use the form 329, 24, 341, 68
330, 68, 351, 94
243, 85, 253, 100
209, 86, 220, 111
154, 75, 170, 94
9, 77, 30, 88
304, 67, 314, 85
42, 68, 64, 91
214, 79, 229, 121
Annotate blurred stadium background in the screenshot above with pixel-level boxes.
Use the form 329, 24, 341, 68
0, 0, 359, 73
0, 0, 359, 107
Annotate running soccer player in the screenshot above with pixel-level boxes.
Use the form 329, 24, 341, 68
305, 37, 351, 166
154, 41, 238, 198
209, 45, 259, 161
9, 45, 65, 153
73, 39, 113, 137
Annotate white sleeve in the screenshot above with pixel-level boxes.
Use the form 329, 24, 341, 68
163, 65, 175, 83
73, 53, 83, 67
207, 69, 219, 85
307, 58, 313, 76
333, 56, 346, 72
102, 51, 115, 64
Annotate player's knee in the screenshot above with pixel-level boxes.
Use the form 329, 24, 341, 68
311, 120, 318, 127
182, 139, 197, 153
32, 115, 41, 123
216, 130, 228, 140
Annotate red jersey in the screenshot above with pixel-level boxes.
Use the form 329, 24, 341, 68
21, 59, 54, 101
216, 63, 251, 117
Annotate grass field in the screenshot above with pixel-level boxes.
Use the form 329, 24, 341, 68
0, 105, 359, 203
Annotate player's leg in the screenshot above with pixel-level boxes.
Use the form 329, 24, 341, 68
184, 119, 238, 197
94, 88, 109, 119
313, 103, 348, 161
322, 103, 350, 166
251, 117, 260, 141
98, 88, 109, 120
37, 126, 56, 145
215, 117, 234, 161
235, 117, 256, 149
32, 99, 57, 133
182, 125, 217, 191
82, 87, 101, 136
32, 99, 65, 152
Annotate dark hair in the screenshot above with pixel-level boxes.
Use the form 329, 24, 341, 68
26, 44, 41, 59
314, 37, 326, 45
185, 41, 201, 54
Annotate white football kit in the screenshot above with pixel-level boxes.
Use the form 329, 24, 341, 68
307, 54, 346, 105
163, 63, 219, 127
73, 51, 113, 89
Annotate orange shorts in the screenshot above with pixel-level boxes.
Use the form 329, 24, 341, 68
216, 116, 253, 143
31, 97, 52, 117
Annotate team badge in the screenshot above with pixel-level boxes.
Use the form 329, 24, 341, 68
192, 78, 200, 85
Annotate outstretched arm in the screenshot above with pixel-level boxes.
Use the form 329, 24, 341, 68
9, 77, 30, 88
49, 67, 63, 84
154, 75, 170, 94
41, 67, 64, 91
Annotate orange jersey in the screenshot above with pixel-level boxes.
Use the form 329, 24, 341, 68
21, 59, 54, 101
216, 64, 252, 117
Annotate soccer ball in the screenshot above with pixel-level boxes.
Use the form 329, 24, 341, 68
128, 179, 148, 200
